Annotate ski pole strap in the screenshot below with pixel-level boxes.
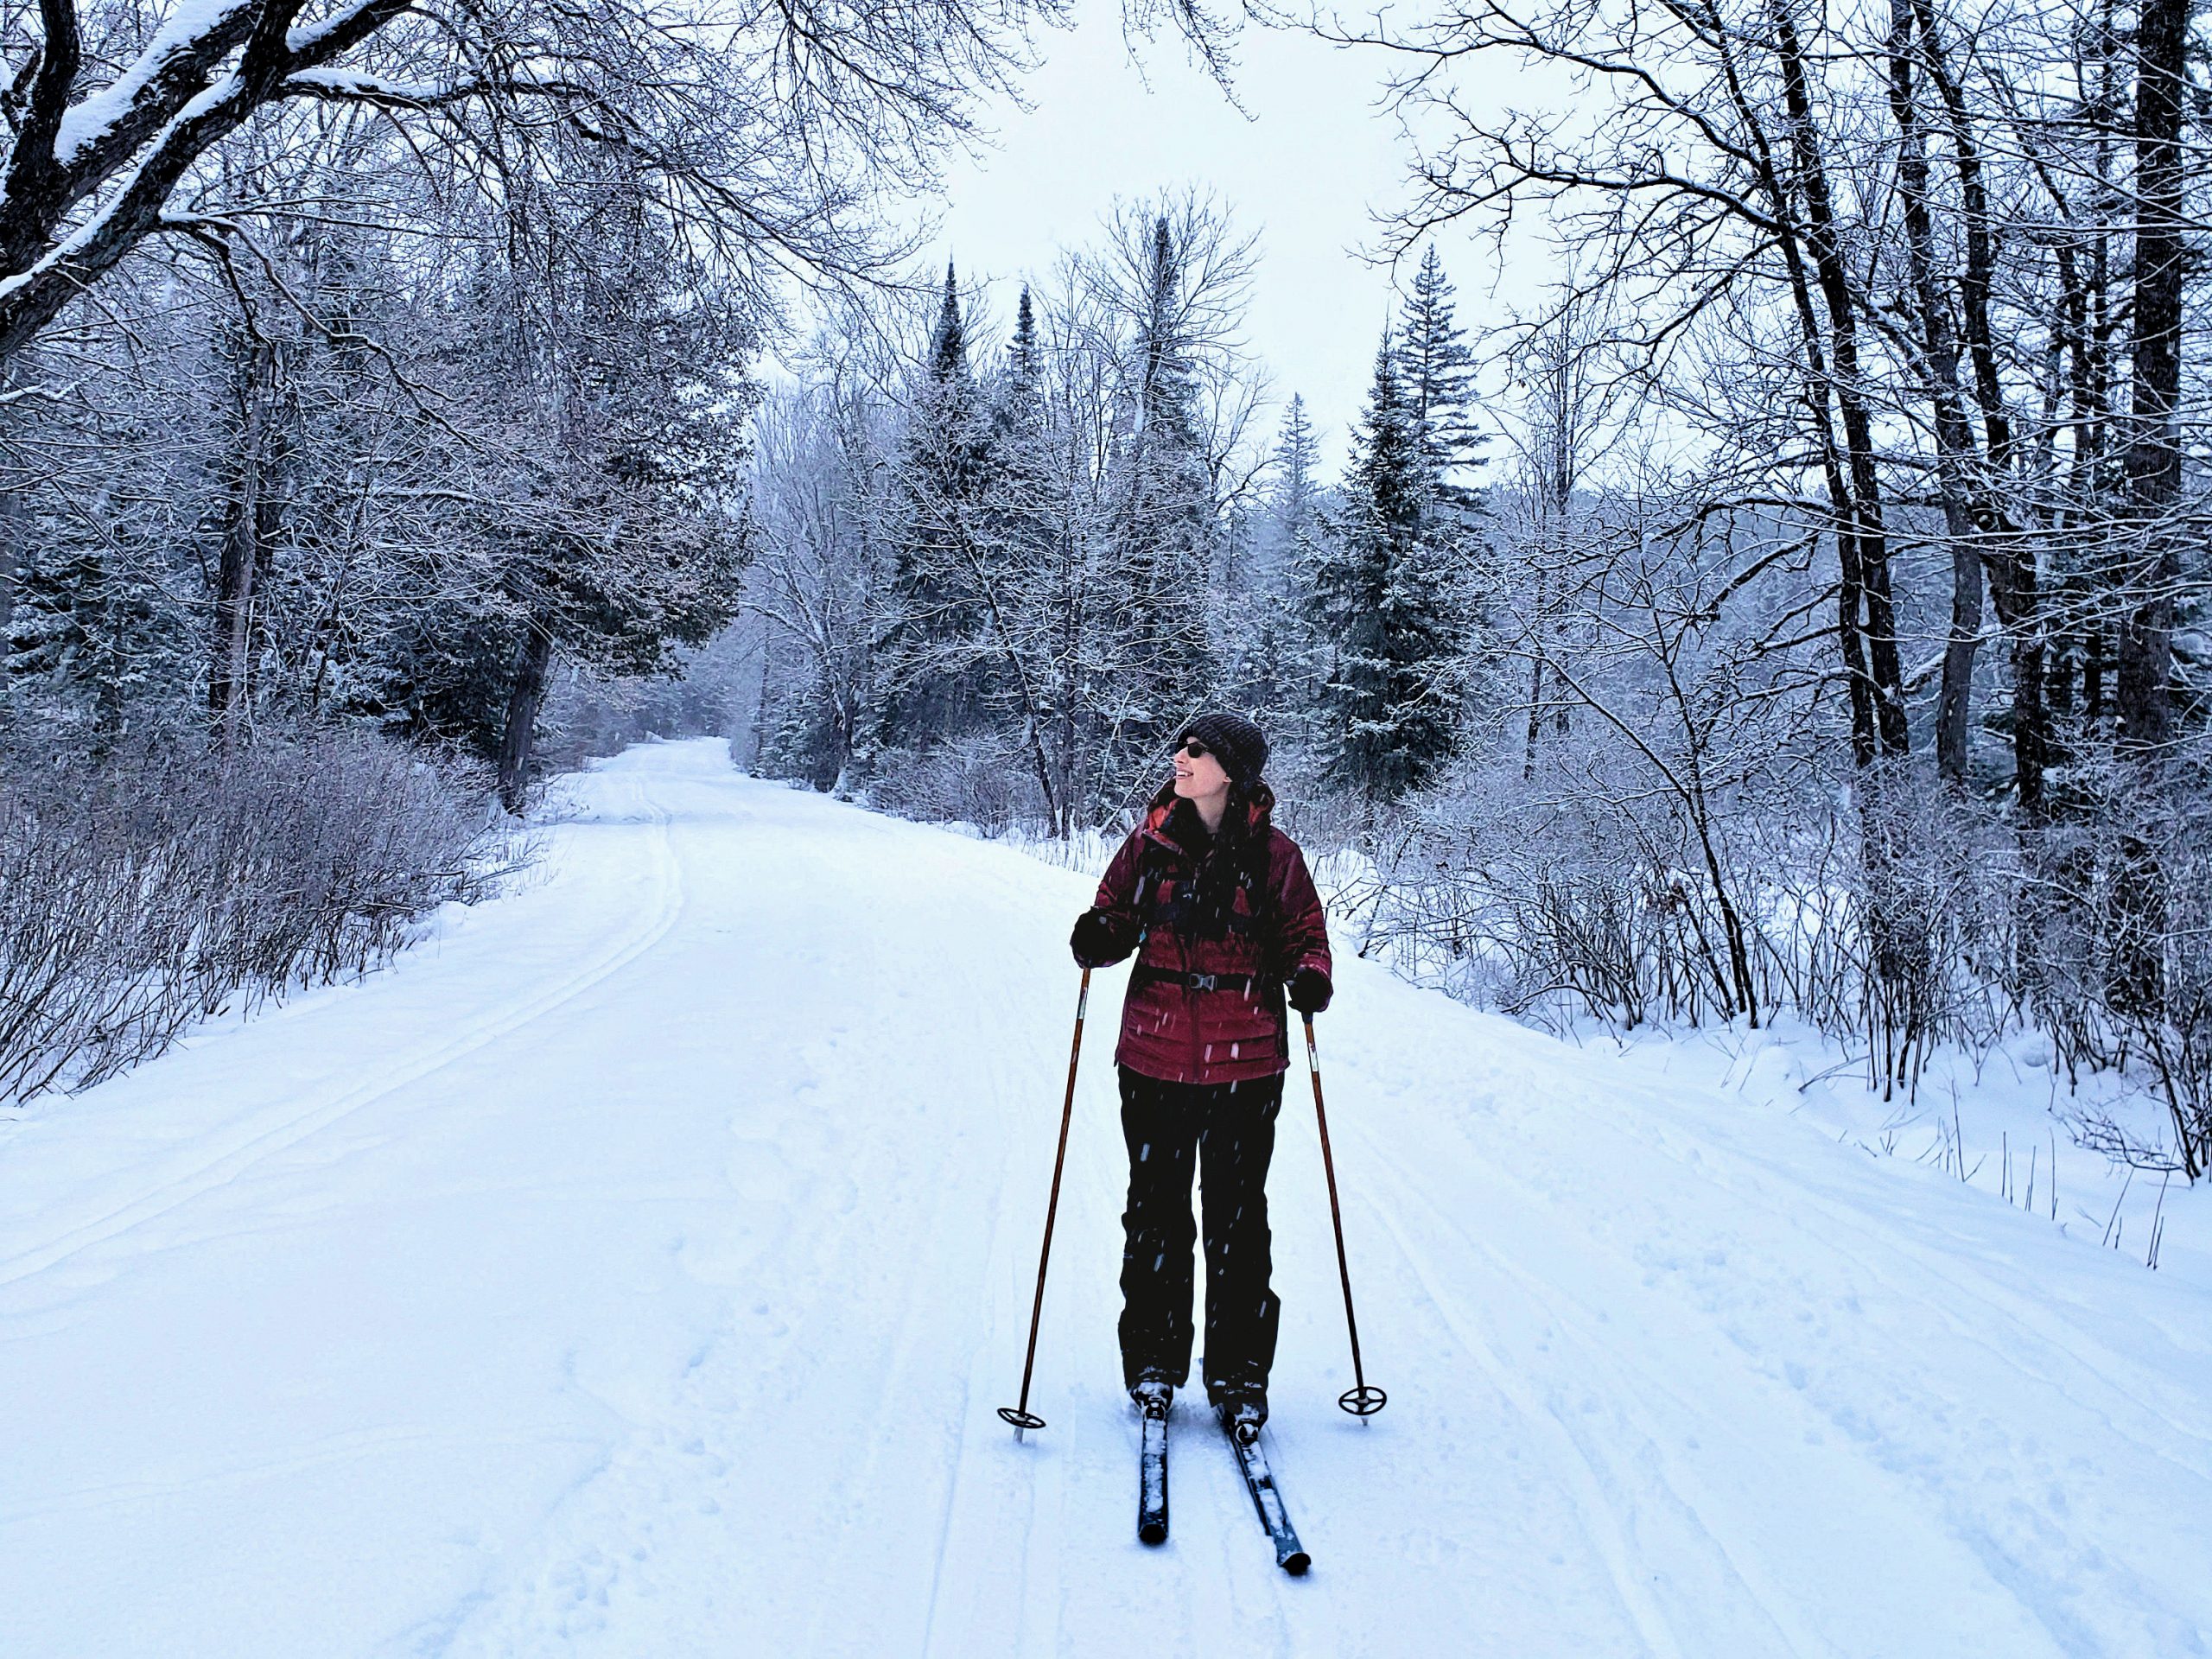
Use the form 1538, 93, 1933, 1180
1132, 965, 1262, 995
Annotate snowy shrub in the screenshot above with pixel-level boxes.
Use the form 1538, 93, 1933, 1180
865, 735, 1044, 837
2028, 747, 2212, 1175
1300, 750, 1751, 1029
0, 728, 518, 1104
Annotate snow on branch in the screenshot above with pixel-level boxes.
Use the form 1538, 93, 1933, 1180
0, 0, 421, 359
277, 66, 579, 108
51, 0, 259, 168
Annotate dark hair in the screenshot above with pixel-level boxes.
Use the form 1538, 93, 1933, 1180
1144, 776, 1275, 940
1147, 774, 1262, 841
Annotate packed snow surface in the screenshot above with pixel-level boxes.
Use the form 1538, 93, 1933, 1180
3, 740, 2209, 1657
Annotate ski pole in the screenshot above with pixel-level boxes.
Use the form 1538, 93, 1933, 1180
1303, 1014, 1387, 1418
1000, 968, 1091, 1434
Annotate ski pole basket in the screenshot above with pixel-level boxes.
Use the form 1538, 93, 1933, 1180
1338, 1383, 1388, 1417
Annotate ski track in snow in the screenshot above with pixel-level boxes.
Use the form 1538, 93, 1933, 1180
0, 769, 685, 1294
3, 739, 2209, 1658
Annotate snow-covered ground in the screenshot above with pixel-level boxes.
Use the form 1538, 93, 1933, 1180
4, 738, 2209, 1657
1595, 1015, 2210, 1283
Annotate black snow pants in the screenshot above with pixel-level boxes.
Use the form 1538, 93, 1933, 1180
1116, 1063, 1284, 1402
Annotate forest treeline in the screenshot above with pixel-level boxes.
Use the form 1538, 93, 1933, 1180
743, 208, 1485, 824
739, 0, 2212, 1175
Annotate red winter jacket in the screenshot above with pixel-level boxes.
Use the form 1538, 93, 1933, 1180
1087, 783, 1333, 1085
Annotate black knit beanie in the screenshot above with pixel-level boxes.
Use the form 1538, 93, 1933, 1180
1177, 712, 1269, 785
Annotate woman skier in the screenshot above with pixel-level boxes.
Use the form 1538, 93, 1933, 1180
1068, 712, 1333, 1440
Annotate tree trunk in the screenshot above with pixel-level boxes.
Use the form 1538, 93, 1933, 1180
0, 488, 20, 711
1902, 0, 2048, 807
1935, 538, 1984, 783
2107, 0, 2190, 1015
1770, 0, 1909, 762
1523, 565, 1549, 779
749, 637, 772, 770
1709, 0, 1904, 768
1886, 0, 1986, 785
497, 626, 555, 815
0, 357, 21, 695
1760, 0, 1924, 1026
2119, 0, 2187, 753
210, 335, 283, 753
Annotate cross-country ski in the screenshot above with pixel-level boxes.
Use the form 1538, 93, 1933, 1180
1226, 1417, 1311, 1577
1137, 1403, 1170, 1546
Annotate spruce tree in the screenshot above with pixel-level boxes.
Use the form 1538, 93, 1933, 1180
979, 279, 1083, 829
1106, 216, 1215, 782
987, 283, 1048, 541
1000, 283, 1043, 431
1314, 335, 1460, 802
986, 283, 1053, 575
8, 533, 166, 753
1236, 395, 1327, 728
1395, 245, 1485, 512
881, 260, 994, 751
1395, 245, 1497, 744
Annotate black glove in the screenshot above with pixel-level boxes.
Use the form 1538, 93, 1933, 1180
1071, 907, 1135, 969
1287, 966, 1333, 1015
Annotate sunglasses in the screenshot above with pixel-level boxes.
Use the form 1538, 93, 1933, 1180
1175, 738, 1211, 760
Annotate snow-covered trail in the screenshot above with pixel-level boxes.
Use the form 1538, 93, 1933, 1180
4, 740, 2209, 1658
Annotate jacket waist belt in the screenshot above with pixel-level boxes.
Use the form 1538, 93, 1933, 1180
1131, 965, 1266, 995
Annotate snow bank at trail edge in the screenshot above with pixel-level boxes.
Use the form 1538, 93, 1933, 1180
0, 739, 2207, 1659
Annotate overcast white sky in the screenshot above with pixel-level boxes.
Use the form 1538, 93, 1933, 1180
907, 5, 1542, 475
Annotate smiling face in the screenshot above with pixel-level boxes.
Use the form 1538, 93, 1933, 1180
1171, 739, 1232, 816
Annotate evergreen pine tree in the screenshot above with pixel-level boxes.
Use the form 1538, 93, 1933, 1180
1235, 395, 1326, 727
881, 260, 994, 751
928, 260, 971, 385
1106, 216, 1215, 784
1271, 397, 1321, 536
1395, 245, 1486, 512
976, 277, 1082, 828
986, 282, 1053, 572
1001, 283, 1043, 429
1314, 335, 1460, 802
1395, 245, 1498, 747
7, 531, 166, 752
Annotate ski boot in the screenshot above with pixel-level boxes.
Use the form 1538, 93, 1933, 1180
1213, 1386, 1268, 1444
1130, 1375, 1174, 1421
